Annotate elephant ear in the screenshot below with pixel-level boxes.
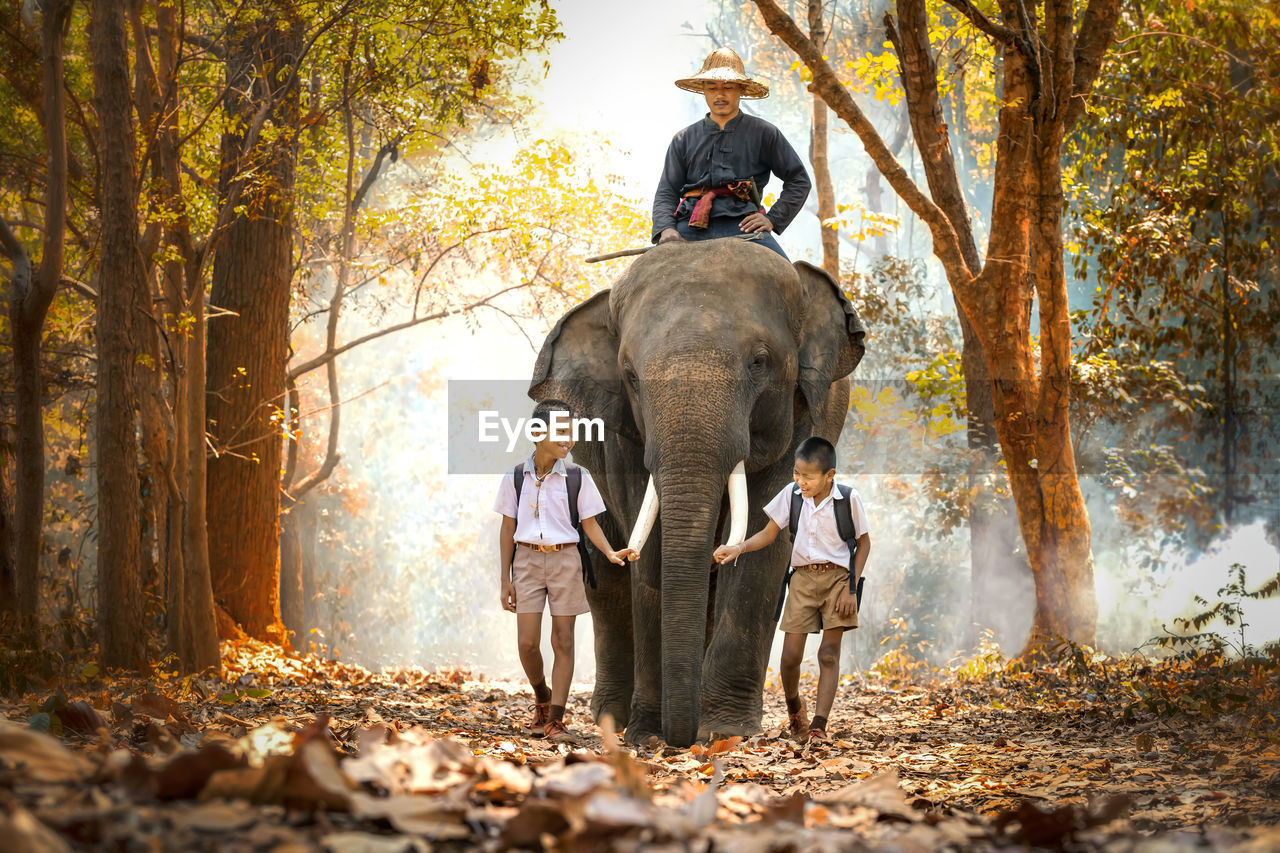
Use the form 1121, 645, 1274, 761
530, 289, 638, 445
794, 261, 867, 423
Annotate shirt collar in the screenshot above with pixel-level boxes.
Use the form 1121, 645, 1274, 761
793, 478, 843, 508
701, 111, 744, 132
525, 454, 567, 478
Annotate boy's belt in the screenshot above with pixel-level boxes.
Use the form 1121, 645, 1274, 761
793, 561, 845, 572
518, 542, 570, 553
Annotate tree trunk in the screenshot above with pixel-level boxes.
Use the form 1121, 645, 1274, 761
141, 0, 219, 672
206, 4, 301, 642
887, 0, 1028, 646
91, 0, 148, 670
1025, 135, 1096, 643
0, 0, 72, 633
182, 253, 220, 665
279, 494, 304, 646
298, 497, 320, 638
0, 429, 15, 617
807, 0, 839, 279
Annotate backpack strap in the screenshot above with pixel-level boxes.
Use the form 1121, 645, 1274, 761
834, 484, 858, 545
788, 486, 803, 542
509, 464, 525, 575
565, 463, 596, 590
566, 464, 581, 527
834, 483, 865, 610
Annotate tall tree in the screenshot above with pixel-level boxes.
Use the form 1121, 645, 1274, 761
208, 0, 562, 642
206, 2, 304, 642
0, 0, 72, 632
880, 0, 1020, 645
129, 0, 220, 671
90, 0, 148, 668
754, 0, 1124, 649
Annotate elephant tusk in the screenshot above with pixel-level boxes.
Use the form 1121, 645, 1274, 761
726, 460, 748, 547
627, 475, 659, 555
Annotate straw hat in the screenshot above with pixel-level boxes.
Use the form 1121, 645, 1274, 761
675, 47, 770, 100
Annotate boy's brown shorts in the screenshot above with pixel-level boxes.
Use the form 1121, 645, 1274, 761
512, 544, 590, 616
779, 565, 859, 634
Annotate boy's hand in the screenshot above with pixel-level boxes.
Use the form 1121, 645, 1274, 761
501, 581, 517, 612
713, 543, 742, 565
834, 588, 858, 617
607, 548, 637, 566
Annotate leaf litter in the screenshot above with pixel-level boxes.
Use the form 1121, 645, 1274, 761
0, 637, 1276, 851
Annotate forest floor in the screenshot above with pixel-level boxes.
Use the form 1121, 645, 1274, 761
1, 638, 1278, 852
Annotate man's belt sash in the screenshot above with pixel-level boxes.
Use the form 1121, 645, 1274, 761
682, 180, 762, 228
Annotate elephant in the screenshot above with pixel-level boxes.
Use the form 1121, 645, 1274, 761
529, 238, 865, 747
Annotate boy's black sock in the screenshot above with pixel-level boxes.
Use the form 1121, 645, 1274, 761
785, 695, 803, 715
533, 680, 551, 704
809, 715, 828, 731
549, 704, 566, 723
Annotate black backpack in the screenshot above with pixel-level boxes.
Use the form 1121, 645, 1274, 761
512, 462, 596, 589
773, 483, 865, 621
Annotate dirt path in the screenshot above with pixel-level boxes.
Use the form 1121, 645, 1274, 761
1, 640, 1276, 850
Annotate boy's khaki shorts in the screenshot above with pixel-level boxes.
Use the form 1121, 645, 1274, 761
512, 544, 590, 616
779, 565, 859, 634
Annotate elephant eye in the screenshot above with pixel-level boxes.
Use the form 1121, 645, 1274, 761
624, 365, 639, 391
749, 349, 770, 373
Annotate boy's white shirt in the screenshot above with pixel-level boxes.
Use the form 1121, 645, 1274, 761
492, 454, 606, 545
762, 478, 870, 569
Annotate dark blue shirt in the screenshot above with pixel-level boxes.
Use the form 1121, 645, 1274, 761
652, 112, 812, 242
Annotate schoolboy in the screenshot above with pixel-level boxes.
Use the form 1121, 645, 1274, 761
493, 399, 634, 744
713, 437, 870, 741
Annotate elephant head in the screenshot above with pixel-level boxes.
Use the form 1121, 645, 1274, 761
530, 239, 864, 746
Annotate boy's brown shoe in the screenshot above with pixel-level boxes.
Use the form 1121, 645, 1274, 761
529, 702, 551, 737
543, 718, 574, 744
806, 725, 829, 742
787, 699, 808, 739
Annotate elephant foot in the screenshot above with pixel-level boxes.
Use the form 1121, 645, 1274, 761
623, 707, 664, 747
697, 721, 761, 742
697, 714, 762, 742
589, 692, 630, 733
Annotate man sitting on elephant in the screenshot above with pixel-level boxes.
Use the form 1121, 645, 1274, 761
652, 47, 811, 259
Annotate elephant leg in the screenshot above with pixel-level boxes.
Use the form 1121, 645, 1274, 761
586, 551, 633, 730
626, 529, 664, 744
698, 533, 791, 738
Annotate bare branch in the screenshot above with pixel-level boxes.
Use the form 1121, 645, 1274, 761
146, 24, 225, 59
288, 282, 534, 380
942, 0, 1025, 52
887, 1, 983, 274
59, 275, 98, 301
751, 0, 974, 285
350, 134, 404, 213
0, 216, 33, 302
1065, 0, 1124, 131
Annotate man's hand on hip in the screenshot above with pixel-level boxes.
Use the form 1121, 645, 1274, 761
739, 213, 774, 233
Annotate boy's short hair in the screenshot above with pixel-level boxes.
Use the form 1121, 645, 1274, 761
531, 399, 574, 441
795, 436, 836, 472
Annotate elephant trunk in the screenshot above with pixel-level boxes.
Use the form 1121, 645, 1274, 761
641, 349, 751, 747
654, 458, 727, 747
